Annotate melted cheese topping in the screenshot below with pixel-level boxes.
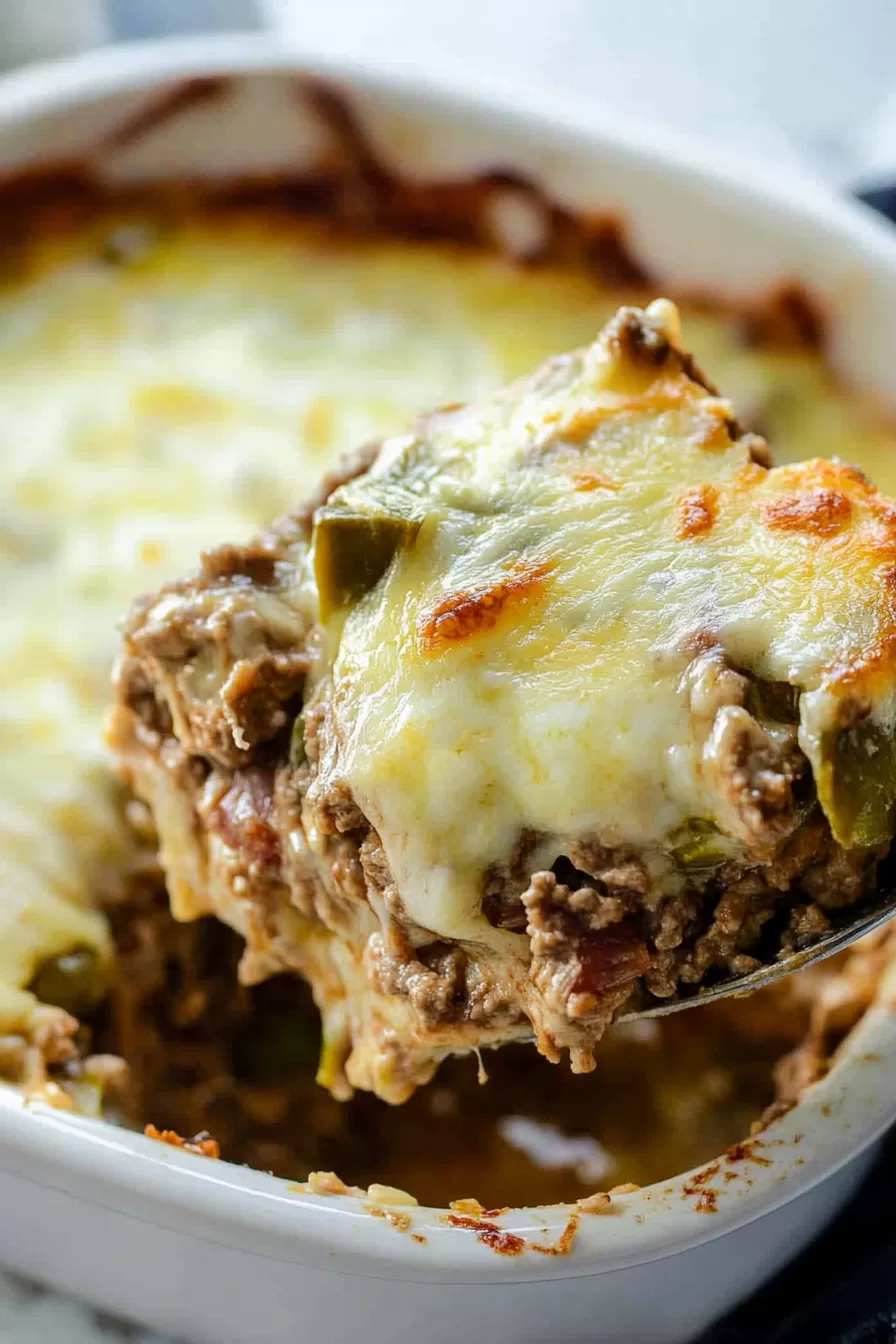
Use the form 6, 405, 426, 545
325, 302, 896, 949
1, 207, 895, 1026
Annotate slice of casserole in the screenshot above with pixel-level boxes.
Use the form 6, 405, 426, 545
109, 300, 896, 1103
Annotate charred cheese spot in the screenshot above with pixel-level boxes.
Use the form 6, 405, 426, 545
761, 487, 852, 537
572, 469, 618, 492
553, 404, 615, 444
419, 561, 554, 654
557, 385, 702, 442
731, 463, 768, 494
821, 628, 896, 699
688, 406, 738, 453
869, 498, 896, 554
836, 463, 875, 495
675, 484, 719, 539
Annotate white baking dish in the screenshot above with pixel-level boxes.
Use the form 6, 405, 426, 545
2, 33, 896, 1344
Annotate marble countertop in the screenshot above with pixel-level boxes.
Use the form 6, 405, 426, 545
0, 1267, 167, 1343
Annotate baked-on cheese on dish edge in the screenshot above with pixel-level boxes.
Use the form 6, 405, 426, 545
110, 299, 896, 1103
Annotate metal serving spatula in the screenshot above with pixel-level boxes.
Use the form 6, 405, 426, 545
618, 885, 896, 1022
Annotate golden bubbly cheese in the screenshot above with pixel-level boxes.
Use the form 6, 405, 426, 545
1, 206, 895, 1035
320, 300, 896, 954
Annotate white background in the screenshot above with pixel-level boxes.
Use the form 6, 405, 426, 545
261, 0, 896, 186
4, 0, 896, 183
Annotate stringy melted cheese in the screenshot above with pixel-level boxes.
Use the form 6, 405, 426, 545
326, 302, 896, 950
1, 208, 895, 1028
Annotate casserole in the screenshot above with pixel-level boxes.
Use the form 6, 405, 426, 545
2, 32, 896, 1344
